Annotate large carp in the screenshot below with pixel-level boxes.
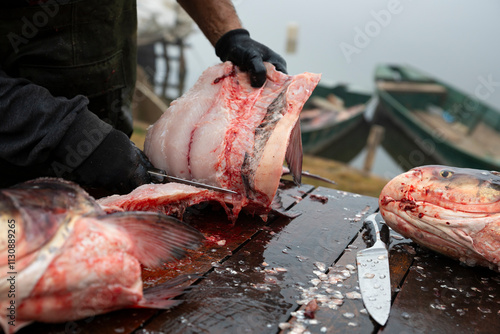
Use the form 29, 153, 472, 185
0, 178, 203, 333
379, 165, 499, 271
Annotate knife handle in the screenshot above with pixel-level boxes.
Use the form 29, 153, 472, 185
364, 213, 387, 249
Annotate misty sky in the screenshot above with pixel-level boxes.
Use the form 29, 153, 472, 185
183, 0, 500, 111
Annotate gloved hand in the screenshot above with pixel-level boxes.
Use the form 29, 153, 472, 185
215, 29, 287, 87
71, 129, 153, 194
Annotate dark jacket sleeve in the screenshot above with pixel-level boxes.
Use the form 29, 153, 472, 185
0, 68, 112, 168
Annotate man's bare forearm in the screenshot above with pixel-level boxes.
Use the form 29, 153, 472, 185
177, 0, 243, 46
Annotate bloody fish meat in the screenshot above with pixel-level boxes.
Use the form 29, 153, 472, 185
379, 165, 500, 271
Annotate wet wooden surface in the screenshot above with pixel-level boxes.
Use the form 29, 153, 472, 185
17, 181, 500, 334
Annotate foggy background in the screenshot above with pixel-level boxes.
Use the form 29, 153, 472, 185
182, 0, 500, 111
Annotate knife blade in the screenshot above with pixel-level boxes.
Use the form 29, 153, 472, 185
147, 168, 238, 195
356, 213, 391, 326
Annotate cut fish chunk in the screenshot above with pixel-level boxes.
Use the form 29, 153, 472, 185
124, 62, 321, 220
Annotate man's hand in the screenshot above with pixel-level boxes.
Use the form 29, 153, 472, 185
71, 129, 153, 194
215, 29, 287, 87
176, 1, 287, 87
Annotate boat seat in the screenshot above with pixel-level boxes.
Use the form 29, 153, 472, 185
376, 81, 447, 95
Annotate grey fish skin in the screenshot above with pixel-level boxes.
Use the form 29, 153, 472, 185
0, 177, 103, 264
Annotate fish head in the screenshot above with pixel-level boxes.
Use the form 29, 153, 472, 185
379, 165, 500, 270
380, 165, 500, 211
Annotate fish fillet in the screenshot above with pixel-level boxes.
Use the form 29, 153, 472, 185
111, 62, 321, 220
98, 182, 224, 217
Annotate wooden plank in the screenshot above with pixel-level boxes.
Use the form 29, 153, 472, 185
380, 248, 500, 334
140, 187, 378, 333
310, 96, 343, 112
284, 221, 416, 333
377, 81, 447, 94
132, 81, 167, 124
277, 181, 315, 210
284, 232, 375, 333
362, 125, 385, 175
16, 182, 313, 334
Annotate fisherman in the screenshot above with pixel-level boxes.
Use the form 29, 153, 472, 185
0, 0, 287, 193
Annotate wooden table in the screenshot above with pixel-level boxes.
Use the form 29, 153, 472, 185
18, 182, 500, 334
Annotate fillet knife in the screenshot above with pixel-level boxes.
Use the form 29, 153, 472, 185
356, 213, 391, 326
148, 168, 238, 195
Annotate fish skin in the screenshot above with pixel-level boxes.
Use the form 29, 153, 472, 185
379, 165, 500, 271
0, 178, 103, 266
0, 178, 203, 333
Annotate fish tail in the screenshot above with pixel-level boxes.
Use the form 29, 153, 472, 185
99, 212, 204, 268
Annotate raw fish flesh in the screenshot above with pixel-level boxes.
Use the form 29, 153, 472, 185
0, 178, 203, 333
98, 182, 221, 216
108, 62, 321, 220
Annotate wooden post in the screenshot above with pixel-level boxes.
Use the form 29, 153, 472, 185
162, 40, 170, 100
363, 125, 385, 175
286, 22, 299, 54
178, 39, 186, 96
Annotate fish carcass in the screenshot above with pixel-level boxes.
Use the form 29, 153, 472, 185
379, 165, 500, 271
100, 62, 321, 220
0, 178, 203, 333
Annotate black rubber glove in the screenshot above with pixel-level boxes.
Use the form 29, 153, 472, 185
215, 29, 287, 87
71, 129, 153, 194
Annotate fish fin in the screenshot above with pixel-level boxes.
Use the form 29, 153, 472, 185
301, 171, 336, 185
138, 274, 198, 309
100, 212, 204, 268
285, 121, 303, 185
281, 168, 336, 185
